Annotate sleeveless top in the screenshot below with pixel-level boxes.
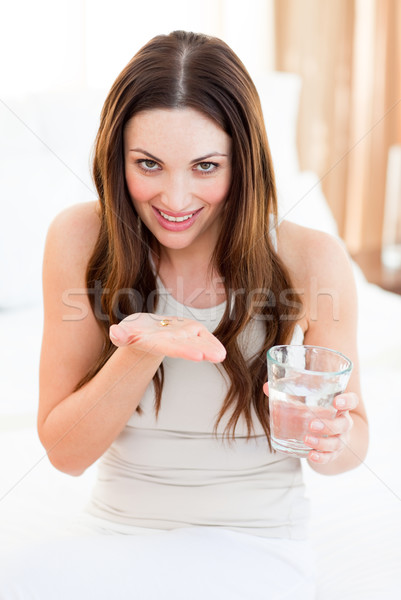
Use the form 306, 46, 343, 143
86, 230, 310, 540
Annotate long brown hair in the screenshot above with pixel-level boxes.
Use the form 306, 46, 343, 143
76, 30, 302, 444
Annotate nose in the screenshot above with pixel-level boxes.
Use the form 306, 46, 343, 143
160, 173, 193, 212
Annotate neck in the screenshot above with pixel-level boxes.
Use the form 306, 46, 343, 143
157, 243, 214, 278
153, 246, 226, 309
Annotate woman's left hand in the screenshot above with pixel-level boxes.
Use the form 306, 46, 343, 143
304, 392, 359, 465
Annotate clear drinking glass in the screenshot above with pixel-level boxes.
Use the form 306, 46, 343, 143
267, 345, 353, 457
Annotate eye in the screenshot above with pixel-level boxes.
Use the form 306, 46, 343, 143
137, 159, 160, 172
195, 162, 218, 174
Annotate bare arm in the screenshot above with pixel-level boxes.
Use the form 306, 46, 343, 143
38, 203, 164, 475
38, 203, 225, 476
278, 221, 369, 475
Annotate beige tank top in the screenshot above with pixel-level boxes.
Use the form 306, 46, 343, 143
86, 276, 310, 540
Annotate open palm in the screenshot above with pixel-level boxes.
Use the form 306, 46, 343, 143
109, 313, 226, 363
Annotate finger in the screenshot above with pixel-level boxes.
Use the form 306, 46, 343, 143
202, 344, 226, 363
334, 392, 359, 411
165, 341, 205, 362
307, 449, 342, 465
196, 325, 224, 345
109, 324, 129, 346
147, 331, 225, 362
110, 323, 148, 347
194, 327, 226, 361
308, 413, 351, 437
304, 433, 344, 454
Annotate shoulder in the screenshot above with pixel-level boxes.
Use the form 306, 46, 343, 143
276, 220, 358, 337
42, 201, 102, 306
46, 200, 101, 247
44, 201, 101, 273
276, 219, 353, 290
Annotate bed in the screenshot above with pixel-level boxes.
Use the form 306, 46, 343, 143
1, 74, 400, 598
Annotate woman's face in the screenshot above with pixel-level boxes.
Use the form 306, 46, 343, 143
123, 107, 232, 255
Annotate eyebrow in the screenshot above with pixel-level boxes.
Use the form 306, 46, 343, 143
129, 148, 228, 164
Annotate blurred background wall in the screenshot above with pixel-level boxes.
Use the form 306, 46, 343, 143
275, 0, 401, 252
0, 0, 275, 92
1, 0, 400, 253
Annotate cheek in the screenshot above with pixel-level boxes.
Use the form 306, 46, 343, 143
125, 173, 156, 204
202, 178, 231, 206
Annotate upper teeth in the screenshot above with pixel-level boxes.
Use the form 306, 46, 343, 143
159, 210, 194, 222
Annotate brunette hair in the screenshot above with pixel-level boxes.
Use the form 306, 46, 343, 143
76, 30, 302, 444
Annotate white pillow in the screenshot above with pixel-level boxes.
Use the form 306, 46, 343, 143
276, 170, 339, 237
255, 73, 342, 239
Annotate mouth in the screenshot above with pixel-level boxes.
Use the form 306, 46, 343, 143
152, 206, 203, 231
158, 209, 195, 222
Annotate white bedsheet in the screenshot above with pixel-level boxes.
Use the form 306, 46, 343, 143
0, 274, 400, 598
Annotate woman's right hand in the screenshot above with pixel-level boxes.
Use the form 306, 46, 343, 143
109, 313, 226, 363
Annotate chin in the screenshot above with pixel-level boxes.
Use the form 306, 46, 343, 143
156, 235, 196, 250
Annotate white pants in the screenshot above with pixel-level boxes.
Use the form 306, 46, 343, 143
0, 523, 317, 600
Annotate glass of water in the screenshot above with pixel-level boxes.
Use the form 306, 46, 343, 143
267, 345, 353, 457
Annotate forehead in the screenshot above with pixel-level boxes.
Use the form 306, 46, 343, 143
124, 108, 231, 157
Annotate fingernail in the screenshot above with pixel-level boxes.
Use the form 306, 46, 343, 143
309, 452, 320, 462
305, 436, 318, 446
110, 325, 125, 342
335, 398, 346, 408
310, 420, 324, 431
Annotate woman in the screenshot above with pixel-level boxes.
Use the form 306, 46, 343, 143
1, 31, 368, 598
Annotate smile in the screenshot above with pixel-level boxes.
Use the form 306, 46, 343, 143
158, 210, 194, 222
152, 206, 203, 231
